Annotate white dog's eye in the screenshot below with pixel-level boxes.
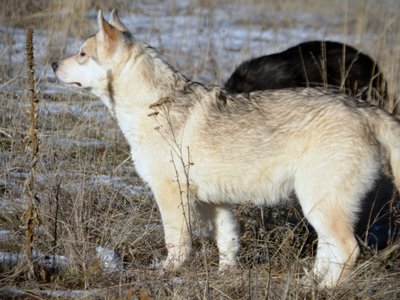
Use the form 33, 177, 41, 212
80, 51, 86, 57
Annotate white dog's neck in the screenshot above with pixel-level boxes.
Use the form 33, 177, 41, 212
100, 43, 189, 147
115, 44, 187, 108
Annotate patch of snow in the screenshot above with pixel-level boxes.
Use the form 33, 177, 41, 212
95, 246, 123, 271
144, 223, 162, 231
0, 230, 16, 243
52, 138, 108, 148
0, 179, 18, 191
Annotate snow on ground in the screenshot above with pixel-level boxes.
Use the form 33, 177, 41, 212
1, 1, 369, 92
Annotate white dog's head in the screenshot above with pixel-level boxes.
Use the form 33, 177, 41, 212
52, 9, 132, 94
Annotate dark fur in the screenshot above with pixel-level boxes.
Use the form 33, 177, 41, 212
225, 41, 398, 249
225, 41, 388, 107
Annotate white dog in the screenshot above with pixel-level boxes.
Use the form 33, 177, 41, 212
53, 10, 400, 288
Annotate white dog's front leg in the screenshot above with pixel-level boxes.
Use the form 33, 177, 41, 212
152, 180, 192, 270
162, 223, 192, 270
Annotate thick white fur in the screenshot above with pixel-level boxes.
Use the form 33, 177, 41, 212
53, 10, 400, 288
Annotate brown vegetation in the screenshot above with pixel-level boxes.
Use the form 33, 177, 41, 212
0, 0, 399, 298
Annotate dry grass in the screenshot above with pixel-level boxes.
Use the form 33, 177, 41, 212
0, 0, 400, 299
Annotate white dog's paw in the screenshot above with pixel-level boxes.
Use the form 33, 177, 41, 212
218, 260, 237, 272
162, 253, 189, 271
299, 269, 320, 287
299, 268, 345, 289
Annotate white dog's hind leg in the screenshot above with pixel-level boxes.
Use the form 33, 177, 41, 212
214, 205, 240, 268
295, 148, 378, 287
296, 188, 361, 287
197, 203, 240, 269
312, 231, 359, 288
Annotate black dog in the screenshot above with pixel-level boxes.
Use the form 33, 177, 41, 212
225, 40, 388, 106
225, 41, 397, 249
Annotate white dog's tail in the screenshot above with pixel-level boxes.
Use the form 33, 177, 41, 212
367, 108, 400, 189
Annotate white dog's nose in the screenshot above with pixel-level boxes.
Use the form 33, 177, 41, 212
52, 61, 59, 72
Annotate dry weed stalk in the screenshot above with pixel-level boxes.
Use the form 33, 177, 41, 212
149, 99, 197, 251
19, 27, 41, 280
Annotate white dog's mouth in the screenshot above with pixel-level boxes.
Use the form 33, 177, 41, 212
68, 82, 82, 87
65, 81, 92, 92
52, 62, 83, 88
57, 79, 82, 88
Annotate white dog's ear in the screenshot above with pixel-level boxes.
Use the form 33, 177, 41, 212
97, 9, 118, 43
109, 9, 129, 32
